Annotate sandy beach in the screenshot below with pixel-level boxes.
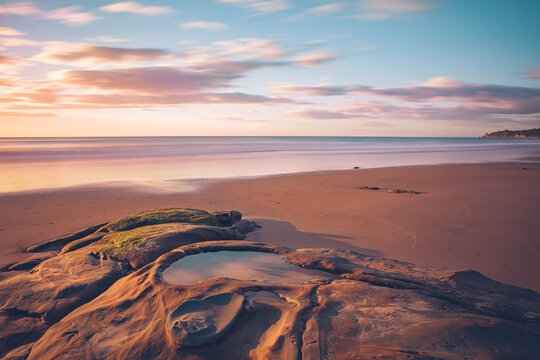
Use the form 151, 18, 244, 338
2, 161, 539, 291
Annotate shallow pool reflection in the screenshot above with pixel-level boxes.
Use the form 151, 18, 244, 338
162, 251, 335, 285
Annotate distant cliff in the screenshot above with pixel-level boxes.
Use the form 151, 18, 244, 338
482, 128, 540, 138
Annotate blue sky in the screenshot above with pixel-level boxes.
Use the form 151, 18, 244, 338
1, 0, 539, 136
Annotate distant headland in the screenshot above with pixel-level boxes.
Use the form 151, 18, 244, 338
482, 128, 540, 138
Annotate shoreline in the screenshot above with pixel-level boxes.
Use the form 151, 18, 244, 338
1, 161, 539, 291
2, 157, 538, 197
3, 136, 540, 194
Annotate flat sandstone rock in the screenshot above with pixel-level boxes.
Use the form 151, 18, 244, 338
1, 209, 539, 360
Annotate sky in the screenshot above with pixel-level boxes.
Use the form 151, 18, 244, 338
0, 0, 539, 137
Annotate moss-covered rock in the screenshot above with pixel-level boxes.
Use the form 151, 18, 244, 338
103, 208, 222, 232
94, 223, 241, 269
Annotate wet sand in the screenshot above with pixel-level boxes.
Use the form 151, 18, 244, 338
1, 162, 539, 291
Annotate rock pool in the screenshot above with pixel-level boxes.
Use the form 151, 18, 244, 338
162, 251, 335, 285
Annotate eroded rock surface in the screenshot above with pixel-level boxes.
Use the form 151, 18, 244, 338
167, 292, 245, 346
1, 209, 539, 359
18, 241, 540, 360
0, 208, 249, 359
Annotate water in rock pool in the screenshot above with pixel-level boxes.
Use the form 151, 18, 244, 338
161, 251, 335, 285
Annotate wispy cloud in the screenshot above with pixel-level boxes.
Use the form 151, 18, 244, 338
288, 0, 435, 21
99, 1, 172, 16
201, 116, 268, 123
34, 43, 171, 65
366, 0, 435, 12
294, 50, 337, 67
0, 2, 99, 26
217, 0, 291, 14
44, 6, 99, 25
1, 33, 340, 113
58, 67, 236, 94
354, 0, 437, 20
286, 2, 346, 21
307, 2, 346, 15
59, 92, 296, 107
0, 77, 16, 87
288, 109, 356, 119
0, 56, 27, 75
0, 27, 25, 36
181, 21, 229, 31
86, 36, 131, 43
2, 58, 300, 110
524, 68, 540, 80
363, 77, 540, 104
0, 56, 19, 65
271, 77, 540, 105
0, 2, 40, 15
0, 37, 40, 47
281, 77, 540, 123
0, 111, 56, 117
212, 38, 284, 59
270, 83, 358, 95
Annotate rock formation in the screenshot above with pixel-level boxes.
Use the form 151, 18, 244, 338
482, 128, 540, 138
0, 208, 539, 359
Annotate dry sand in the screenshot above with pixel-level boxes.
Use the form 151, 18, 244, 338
1, 162, 539, 291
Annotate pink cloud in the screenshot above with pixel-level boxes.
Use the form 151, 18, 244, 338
0, 2, 98, 26
35, 44, 171, 65
363, 77, 540, 104
0, 2, 40, 15
0, 37, 40, 47
58, 67, 236, 94
288, 109, 357, 119
0, 111, 56, 117
525, 68, 540, 80
0, 27, 25, 36
99, 1, 172, 16
1, 59, 301, 109
218, 0, 291, 14
1, 35, 321, 112
86, 36, 131, 43
0, 56, 20, 64
307, 3, 346, 15
294, 50, 337, 67
43, 6, 99, 25
288, 98, 540, 123
4, 91, 297, 109
272, 77, 540, 108
270, 84, 350, 96
200, 116, 268, 123
0, 78, 15, 87
14, 87, 62, 104
280, 77, 540, 124
181, 21, 228, 31
365, 0, 435, 13
352, 0, 436, 19
212, 38, 285, 59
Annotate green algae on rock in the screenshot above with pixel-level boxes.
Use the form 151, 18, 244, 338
103, 208, 231, 232
94, 223, 242, 268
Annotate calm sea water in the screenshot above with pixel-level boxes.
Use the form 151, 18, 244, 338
1, 136, 539, 193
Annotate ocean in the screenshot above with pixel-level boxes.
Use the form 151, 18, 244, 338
1, 136, 539, 193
